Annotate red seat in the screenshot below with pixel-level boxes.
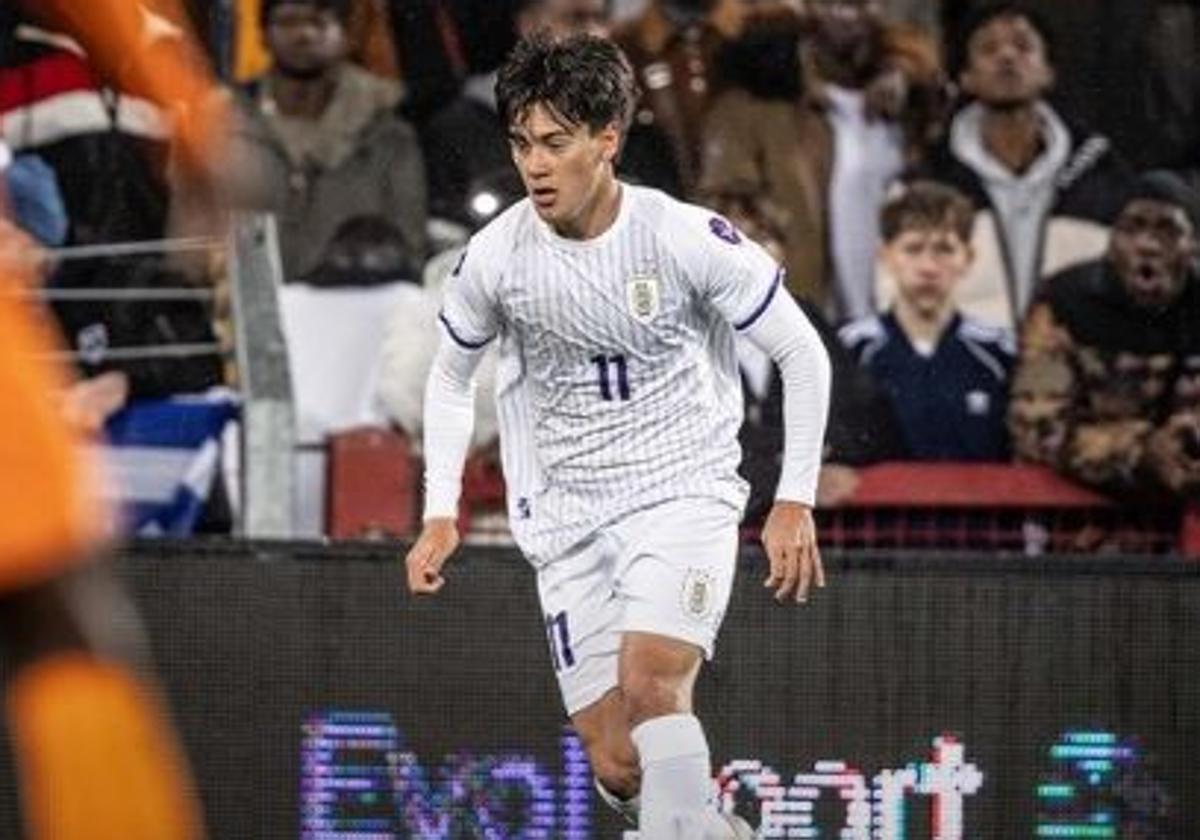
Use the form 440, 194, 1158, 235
326, 427, 419, 540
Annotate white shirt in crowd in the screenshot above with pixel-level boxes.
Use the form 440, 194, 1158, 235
825, 83, 906, 321
950, 100, 1072, 316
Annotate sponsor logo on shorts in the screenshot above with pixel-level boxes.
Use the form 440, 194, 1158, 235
681, 569, 716, 621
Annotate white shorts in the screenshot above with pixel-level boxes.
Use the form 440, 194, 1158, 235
535, 496, 741, 716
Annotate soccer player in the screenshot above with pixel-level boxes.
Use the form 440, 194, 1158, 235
405, 33, 831, 838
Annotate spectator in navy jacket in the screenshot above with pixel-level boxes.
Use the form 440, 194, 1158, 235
841, 180, 1015, 460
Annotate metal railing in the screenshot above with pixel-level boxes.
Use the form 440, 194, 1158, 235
11, 215, 299, 538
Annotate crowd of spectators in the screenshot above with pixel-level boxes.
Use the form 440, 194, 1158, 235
5, 0, 1198, 537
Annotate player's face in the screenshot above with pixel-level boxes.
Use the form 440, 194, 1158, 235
1109, 199, 1196, 309
960, 15, 1053, 108
509, 103, 621, 238
881, 228, 972, 320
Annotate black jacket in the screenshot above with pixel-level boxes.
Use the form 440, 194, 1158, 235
1010, 260, 1200, 498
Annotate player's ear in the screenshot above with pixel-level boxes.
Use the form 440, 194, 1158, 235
599, 122, 620, 164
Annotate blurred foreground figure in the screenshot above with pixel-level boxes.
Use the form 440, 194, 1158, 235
0, 2, 218, 838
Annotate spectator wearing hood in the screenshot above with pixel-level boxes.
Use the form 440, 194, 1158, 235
915, 3, 1134, 331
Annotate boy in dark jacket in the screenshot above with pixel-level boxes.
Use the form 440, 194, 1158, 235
842, 180, 1015, 461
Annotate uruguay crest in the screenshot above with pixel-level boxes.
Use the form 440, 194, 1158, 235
681, 569, 716, 621
626, 274, 661, 323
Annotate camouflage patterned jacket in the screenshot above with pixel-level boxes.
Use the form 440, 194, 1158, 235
1009, 260, 1200, 499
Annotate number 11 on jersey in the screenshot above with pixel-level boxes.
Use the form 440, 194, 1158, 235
592, 354, 630, 401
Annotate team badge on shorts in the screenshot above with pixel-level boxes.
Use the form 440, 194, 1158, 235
626, 274, 661, 322
681, 569, 716, 622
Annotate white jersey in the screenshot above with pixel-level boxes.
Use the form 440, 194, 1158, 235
440, 185, 783, 562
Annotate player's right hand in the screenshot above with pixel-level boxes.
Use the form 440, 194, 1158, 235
404, 518, 460, 595
761, 500, 825, 604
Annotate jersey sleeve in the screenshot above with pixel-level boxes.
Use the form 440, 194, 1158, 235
438, 243, 502, 350
694, 214, 785, 331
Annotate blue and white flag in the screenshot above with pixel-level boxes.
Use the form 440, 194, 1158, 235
102, 392, 239, 536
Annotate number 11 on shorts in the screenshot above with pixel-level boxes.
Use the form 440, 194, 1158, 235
545, 610, 575, 670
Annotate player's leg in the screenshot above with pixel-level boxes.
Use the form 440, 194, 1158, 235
536, 533, 641, 822
621, 630, 720, 837
0, 566, 205, 840
569, 687, 641, 824
614, 498, 748, 839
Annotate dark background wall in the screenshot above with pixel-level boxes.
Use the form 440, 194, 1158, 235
0, 542, 1195, 838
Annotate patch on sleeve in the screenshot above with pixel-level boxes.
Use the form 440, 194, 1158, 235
708, 216, 741, 245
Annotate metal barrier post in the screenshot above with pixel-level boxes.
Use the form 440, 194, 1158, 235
229, 213, 295, 538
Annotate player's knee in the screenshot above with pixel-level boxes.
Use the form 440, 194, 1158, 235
620, 670, 690, 726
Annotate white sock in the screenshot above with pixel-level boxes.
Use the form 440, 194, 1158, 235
630, 713, 715, 839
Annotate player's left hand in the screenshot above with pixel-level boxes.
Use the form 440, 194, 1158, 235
761, 501, 825, 604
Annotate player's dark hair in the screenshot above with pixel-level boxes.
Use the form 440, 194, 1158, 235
881, 181, 975, 244
496, 32, 636, 135
952, 2, 1055, 76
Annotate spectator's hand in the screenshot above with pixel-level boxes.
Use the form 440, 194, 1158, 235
1070, 420, 1152, 487
864, 67, 908, 121
404, 517, 460, 595
816, 464, 859, 507
1146, 414, 1200, 493
62, 371, 130, 434
761, 500, 825, 604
